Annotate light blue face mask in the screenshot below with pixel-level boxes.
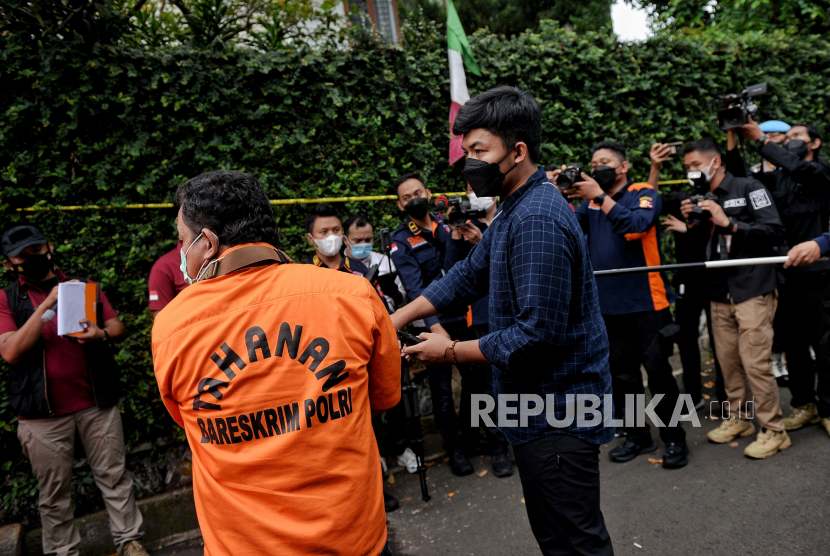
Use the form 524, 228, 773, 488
350, 243, 373, 260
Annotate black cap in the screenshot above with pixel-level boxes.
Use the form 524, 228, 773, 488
2, 225, 48, 258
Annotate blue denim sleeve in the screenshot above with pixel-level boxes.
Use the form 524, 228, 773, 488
478, 215, 574, 372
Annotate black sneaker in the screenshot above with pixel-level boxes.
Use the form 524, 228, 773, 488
661, 442, 689, 469
491, 450, 513, 477
384, 492, 399, 512
609, 438, 658, 463
448, 448, 474, 476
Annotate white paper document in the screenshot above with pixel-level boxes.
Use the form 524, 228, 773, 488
57, 282, 89, 336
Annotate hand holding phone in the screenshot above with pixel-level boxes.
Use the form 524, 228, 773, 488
397, 330, 424, 346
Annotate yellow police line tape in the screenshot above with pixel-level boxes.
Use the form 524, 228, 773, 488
14, 181, 690, 212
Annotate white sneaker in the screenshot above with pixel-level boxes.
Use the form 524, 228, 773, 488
380, 456, 388, 474
397, 448, 418, 474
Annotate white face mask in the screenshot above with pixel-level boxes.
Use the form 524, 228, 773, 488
180, 231, 219, 285
468, 193, 495, 212
702, 157, 717, 182
312, 233, 343, 257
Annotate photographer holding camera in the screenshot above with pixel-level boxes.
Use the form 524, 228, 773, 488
649, 143, 726, 409
679, 138, 790, 458
558, 141, 689, 470
724, 118, 830, 434
440, 184, 513, 477
389, 173, 476, 476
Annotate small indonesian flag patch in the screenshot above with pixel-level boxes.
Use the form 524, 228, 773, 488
149, 290, 159, 301
390, 243, 399, 254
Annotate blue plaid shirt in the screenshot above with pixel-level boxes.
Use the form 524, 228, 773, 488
422, 169, 614, 446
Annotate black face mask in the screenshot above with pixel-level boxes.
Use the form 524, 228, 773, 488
404, 197, 430, 220
785, 139, 809, 160
591, 165, 619, 191
462, 148, 517, 197
16, 251, 53, 281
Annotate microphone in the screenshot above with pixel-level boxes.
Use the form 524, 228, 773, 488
435, 195, 449, 211
42, 302, 57, 323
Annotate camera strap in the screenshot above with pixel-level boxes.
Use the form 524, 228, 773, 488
201, 245, 293, 281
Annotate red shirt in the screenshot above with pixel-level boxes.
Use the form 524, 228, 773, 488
0, 270, 118, 417
148, 243, 188, 311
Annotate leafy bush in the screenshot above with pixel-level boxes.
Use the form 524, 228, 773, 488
2, 12, 829, 522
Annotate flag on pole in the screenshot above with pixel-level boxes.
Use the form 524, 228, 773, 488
447, 0, 481, 165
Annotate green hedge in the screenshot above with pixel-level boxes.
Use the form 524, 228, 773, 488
2, 19, 829, 521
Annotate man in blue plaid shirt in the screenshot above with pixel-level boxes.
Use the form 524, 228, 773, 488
392, 86, 615, 556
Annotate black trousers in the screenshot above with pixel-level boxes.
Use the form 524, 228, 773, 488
513, 434, 614, 556
372, 399, 409, 459
674, 281, 726, 403
426, 321, 507, 453
779, 271, 830, 417
603, 309, 686, 445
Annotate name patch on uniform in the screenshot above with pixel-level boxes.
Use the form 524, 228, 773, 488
149, 291, 159, 301
723, 198, 747, 209
407, 236, 427, 248
749, 189, 772, 210
639, 196, 654, 209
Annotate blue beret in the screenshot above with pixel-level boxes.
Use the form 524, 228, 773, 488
759, 120, 791, 133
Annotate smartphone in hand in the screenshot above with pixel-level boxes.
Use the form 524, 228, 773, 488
397, 330, 424, 346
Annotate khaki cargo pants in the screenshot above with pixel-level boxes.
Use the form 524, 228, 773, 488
710, 292, 784, 432
17, 405, 144, 556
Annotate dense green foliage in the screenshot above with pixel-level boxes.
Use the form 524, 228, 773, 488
629, 0, 830, 35
403, 0, 612, 35
2, 4, 830, 522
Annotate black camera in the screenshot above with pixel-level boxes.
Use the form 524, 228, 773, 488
687, 192, 719, 225
446, 196, 486, 226
716, 83, 767, 131
556, 164, 585, 191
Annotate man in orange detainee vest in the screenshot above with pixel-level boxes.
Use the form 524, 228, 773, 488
151, 170, 401, 556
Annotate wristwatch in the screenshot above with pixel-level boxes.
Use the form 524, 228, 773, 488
101, 330, 110, 343
728, 217, 738, 232
755, 135, 770, 150
593, 193, 607, 207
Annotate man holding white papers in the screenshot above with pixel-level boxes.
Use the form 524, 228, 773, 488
0, 225, 148, 556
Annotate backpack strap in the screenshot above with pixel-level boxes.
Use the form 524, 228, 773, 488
200, 246, 293, 282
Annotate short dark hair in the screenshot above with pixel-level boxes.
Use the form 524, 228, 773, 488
305, 204, 342, 234
451, 86, 542, 163
391, 172, 425, 197
683, 137, 723, 158
543, 165, 558, 172
344, 214, 372, 236
792, 124, 823, 155
591, 141, 627, 162
174, 170, 278, 247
